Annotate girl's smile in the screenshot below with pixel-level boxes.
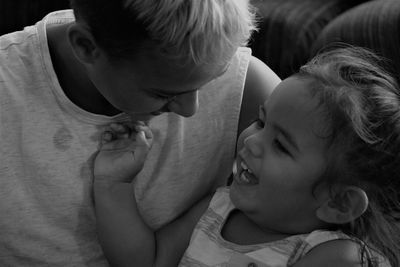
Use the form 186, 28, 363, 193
234, 156, 259, 185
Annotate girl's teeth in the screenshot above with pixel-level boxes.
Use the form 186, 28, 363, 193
240, 161, 253, 174
240, 172, 250, 183
236, 169, 258, 185
241, 161, 247, 170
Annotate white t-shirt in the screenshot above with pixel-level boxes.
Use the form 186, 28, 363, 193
0, 10, 253, 266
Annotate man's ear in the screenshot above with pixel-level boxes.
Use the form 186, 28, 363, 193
67, 24, 101, 65
316, 186, 368, 224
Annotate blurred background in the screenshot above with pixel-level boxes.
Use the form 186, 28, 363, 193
1, 0, 399, 82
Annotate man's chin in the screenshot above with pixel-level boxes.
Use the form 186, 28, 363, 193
127, 111, 166, 123
127, 113, 153, 123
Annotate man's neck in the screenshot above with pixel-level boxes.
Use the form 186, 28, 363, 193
46, 23, 120, 116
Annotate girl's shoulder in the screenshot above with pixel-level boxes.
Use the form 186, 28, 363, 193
208, 187, 234, 214
290, 230, 391, 267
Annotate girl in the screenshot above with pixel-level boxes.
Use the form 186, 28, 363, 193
93, 47, 400, 266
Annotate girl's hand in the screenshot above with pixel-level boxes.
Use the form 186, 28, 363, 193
94, 122, 153, 184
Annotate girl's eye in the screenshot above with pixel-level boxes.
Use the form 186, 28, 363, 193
274, 139, 290, 154
250, 118, 265, 129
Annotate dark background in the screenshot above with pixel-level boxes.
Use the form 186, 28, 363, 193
1, 0, 397, 82
0, 0, 70, 35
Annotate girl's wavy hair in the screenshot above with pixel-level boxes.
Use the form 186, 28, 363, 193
297, 46, 400, 267
69, 0, 256, 65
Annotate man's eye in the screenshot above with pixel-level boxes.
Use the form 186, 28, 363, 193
153, 93, 175, 102
250, 118, 265, 129
153, 94, 169, 100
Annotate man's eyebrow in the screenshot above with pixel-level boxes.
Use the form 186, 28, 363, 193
272, 122, 300, 152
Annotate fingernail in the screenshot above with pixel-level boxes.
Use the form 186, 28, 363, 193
103, 131, 112, 140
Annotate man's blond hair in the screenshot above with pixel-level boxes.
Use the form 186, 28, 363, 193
124, 0, 256, 64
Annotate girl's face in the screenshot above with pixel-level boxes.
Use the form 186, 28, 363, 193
231, 76, 331, 234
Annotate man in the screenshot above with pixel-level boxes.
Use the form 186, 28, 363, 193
0, 0, 280, 265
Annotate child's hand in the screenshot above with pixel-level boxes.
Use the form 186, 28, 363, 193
94, 122, 153, 184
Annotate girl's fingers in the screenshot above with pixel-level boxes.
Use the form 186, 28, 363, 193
135, 130, 147, 145
142, 126, 153, 140
125, 120, 146, 132
101, 138, 134, 151
133, 126, 153, 146
100, 123, 153, 151
110, 123, 131, 136
130, 131, 151, 165
134, 120, 146, 127
134, 125, 152, 138
100, 131, 114, 145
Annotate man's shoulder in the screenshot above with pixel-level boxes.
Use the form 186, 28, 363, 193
239, 56, 281, 134
0, 26, 37, 51
244, 55, 281, 103
0, 28, 42, 77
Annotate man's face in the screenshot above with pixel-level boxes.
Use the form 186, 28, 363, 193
86, 46, 232, 122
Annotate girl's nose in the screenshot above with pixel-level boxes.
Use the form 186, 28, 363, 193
167, 91, 199, 117
244, 134, 264, 157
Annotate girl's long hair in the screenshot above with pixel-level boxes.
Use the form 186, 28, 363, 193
298, 46, 400, 267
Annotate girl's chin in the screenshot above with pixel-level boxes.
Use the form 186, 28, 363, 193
229, 182, 253, 208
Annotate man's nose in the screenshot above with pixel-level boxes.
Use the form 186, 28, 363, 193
167, 91, 199, 117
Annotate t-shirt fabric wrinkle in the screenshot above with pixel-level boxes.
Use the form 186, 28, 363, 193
0, 10, 252, 266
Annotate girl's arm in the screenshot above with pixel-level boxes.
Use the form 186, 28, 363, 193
93, 123, 212, 266
153, 194, 212, 267
94, 182, 155, 266
93, 122, 155, 266
292, 239, 365, 267
94, 180, 212, 267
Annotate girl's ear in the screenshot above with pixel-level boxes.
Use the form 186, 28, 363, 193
67, 24, 101, 65
316, 186, 368, 224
